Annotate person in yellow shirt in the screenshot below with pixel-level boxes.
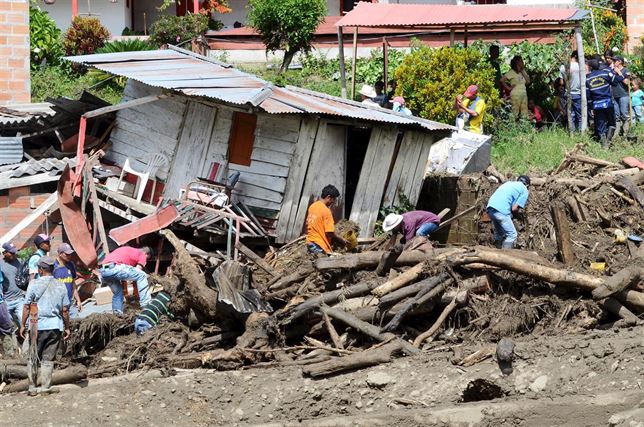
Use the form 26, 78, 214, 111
306, 185, 347, 255
501, 55, 531, 119
454, 85, 487, 134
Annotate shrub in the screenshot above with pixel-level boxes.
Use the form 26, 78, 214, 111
149, 13, 209, 47
29, 6, 63, 68
355, 48, 406, 86
394, 46, 501, 126
580, 0, 627, 54
63, 16, 110, 56
628, 36, 644, 79
247, 0, 327, 73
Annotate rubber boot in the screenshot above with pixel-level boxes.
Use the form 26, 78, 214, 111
606, 126, 616, 143
27, 361, 38, 396
39, 361, 58, 395
501, 240, 515, 250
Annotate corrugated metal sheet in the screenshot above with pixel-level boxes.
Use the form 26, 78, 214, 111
0, 103, 56, 126
0, 136, 23, 166
64, 46, 453, 132
335, 3, 587, 28
0, 157, 76, 179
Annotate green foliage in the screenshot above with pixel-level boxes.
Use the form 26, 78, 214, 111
247, 0, 327, 71
17, 247, 34, 263
628, 36, 644, 79
580, 0, 627, 55
88, 39, 154, 87
32, 65, 123, 105
63, 16, 110, 56
394, 46, 501, 126
375, 193, 415, 236
29, 6, 63, 69
354, 49, 406, 86
149, 13, 209, 47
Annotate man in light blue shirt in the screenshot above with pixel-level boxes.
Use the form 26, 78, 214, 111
486, 176, 530, 249
20, 256, 70, 396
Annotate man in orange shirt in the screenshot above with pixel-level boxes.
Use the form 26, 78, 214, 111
306, 185, 347, 255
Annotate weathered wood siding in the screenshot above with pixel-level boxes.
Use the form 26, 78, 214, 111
383, 131, 436, 208
349, 127, 399, 238
108, 80, 187, 180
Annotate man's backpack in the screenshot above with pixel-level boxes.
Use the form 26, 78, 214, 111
15, 261, 31, 291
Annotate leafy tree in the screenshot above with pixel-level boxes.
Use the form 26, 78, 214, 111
579, 0, 627, 55
247, 0, 327, 73
29, 6, 63, 68
394, 46, 501, 127
149, 13, 209, 47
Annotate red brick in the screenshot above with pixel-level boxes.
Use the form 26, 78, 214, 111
7, 13, 26, 24
10, 2, 28, 12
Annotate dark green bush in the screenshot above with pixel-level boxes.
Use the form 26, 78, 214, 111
29, 6, 63, 68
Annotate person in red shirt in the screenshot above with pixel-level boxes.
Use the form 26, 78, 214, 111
99, 246, 153, 314
528, 99, 545, 129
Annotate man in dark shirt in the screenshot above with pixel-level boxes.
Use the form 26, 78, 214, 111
134, 289, 173, 335
53, 243, 82, 318
586, 59, 624, 147
611, 55, 631, 136
1, 242, 24, 327
489, 44, 503, 96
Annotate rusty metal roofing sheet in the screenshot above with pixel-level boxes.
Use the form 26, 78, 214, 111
336, 3, 587, 28
0, 102, 56, 126
64, 46, 453, 132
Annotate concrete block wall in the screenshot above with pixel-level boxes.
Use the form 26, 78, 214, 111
0, 187, 63, 251
0, 0, 30, 104
626, 0, 643, 52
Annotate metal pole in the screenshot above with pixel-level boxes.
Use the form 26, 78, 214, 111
450, 28, 455, 47
383, 37, 388, 92
464, 25, 468, 48
588, 0, 600, 55
351, 27, 358, 100
337, 27, 348, 99
575, 26, 587, 132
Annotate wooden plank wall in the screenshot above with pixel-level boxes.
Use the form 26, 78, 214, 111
275, 117, 320, 243
107, 80, 188, 180
383, 131, 436, 208
349, 127, 399, 238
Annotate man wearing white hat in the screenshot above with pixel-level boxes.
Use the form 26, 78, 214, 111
359, 84, 379, 106
382, 210, 442, 244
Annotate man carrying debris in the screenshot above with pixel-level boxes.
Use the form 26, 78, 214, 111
28, 234, 51, 280
134, 286, 173, 335
19, 256, 70, 396
305, 185, 347, 255
53, 243, 82, 318
486, 176, 530, 249
382, 211, 441, 244
99, 246, 153, 314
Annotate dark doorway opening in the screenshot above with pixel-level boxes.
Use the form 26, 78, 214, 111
344, 126, 371, 217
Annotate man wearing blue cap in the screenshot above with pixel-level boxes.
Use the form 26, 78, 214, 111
28, 234, 50, 281
486, 176, 531, 249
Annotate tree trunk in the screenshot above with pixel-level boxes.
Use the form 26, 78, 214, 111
302, 342, 403, 378
2, 365, 88, 393
375, 244, 404, 277
279, 49, 297, 74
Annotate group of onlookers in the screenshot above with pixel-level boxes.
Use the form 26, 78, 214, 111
359, 79, 412, 115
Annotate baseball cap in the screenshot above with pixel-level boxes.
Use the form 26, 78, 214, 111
2, 242, 17, 254
34, 234, 50, 246
464, 85, 478, 98
37, 256, 56, 270
613, 55, 625, 63
57, 243, 75, 255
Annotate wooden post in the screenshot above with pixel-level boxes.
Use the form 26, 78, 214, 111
85, 166, 110, 257
550, 204, 575, 265
337, 27, 348, 99
450, 28, 455, 47
72, 0, 78, 17
351, 27, 359, 100
464, 25, 468, 47
383, 37, 388, 89
575, 26, 587, 131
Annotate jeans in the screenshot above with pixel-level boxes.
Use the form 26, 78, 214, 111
487, 207, 517, 249
633, 105, 643, 123
571, 94, 582, 131
593, 106, 615, 140
307, 243, 327, 255
100, 264, 151, 314
614, 96, 630, 122
416, 222, 439, 237
134, 318, 153, 335
5, 298, 23, 328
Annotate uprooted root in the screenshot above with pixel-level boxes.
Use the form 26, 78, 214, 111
68, 313, 136, 359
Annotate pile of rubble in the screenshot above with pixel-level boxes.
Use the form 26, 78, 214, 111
1, 149, 642, 392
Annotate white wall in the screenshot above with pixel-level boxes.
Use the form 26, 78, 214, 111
42, 0, 130, 36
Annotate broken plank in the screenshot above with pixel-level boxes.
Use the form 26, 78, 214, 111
235, 241, 277, 278
550, 203, 575, 265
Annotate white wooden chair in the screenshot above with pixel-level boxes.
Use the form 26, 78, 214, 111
117, 153, 168, 203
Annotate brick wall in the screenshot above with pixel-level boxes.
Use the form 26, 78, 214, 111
626, 0, 643, 52
0, 187, 63, 251
0, 0, 30, 105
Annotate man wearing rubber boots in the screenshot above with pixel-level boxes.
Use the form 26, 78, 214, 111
486, 176, 530, 249
19, 256, 71, 396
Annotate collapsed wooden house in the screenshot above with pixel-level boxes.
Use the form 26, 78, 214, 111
66, 47, 453, 242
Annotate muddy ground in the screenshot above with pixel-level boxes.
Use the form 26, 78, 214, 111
2, 325, 642, 427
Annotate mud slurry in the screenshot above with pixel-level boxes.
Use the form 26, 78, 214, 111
2, 325, 643, 427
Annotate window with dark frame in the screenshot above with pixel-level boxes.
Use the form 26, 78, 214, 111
228, 112, 258, 166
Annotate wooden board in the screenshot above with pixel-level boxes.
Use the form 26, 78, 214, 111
383, 131, 436, 208
275, 118, 320, 243
349, 127, 399, 238
164, 101, 217, 198
290, 120, 347, 243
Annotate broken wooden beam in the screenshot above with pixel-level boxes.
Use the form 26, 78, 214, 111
551, 203, 575, 265
302, 341, 403, 378
236, 241, 277, 279
375, 243, 403, 277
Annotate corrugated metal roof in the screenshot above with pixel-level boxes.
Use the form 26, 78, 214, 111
0, 103, 56, 125
0, 157, 76, 179
64, 46, 453, 132
336, 3, 588, 28
0, 136, 23, 166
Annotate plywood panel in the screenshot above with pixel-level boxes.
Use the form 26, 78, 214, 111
276, 118, 319, 243
164, 101, 217, 198
383, 131, 431, 208
349, 127, 399, 238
